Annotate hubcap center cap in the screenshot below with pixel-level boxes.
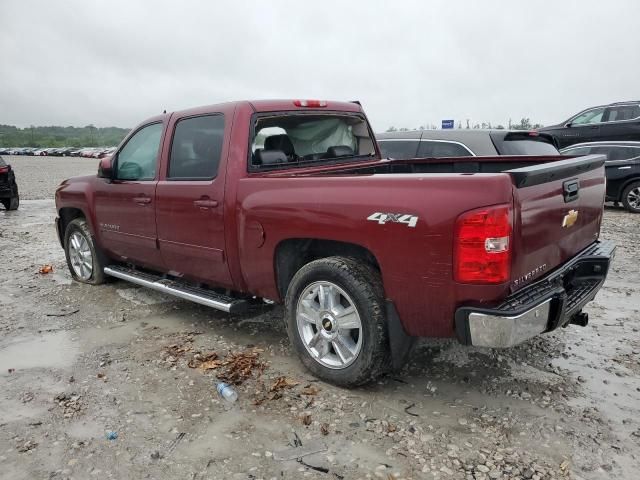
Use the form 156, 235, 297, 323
321, 317, 334, 331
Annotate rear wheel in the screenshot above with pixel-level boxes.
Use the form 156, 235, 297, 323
621, 181, 640, 213
64, 218, 107, 284
1, 192, 18, 211
285, 256, 390, 387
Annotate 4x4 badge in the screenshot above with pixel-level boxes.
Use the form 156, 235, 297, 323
367, 212, 418, 228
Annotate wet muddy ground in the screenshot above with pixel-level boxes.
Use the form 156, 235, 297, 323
0, 156, 639, 479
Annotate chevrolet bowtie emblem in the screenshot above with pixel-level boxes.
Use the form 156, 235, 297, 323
562, 209, 579, 228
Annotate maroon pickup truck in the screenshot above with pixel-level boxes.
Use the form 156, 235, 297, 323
55, 99, 615, 386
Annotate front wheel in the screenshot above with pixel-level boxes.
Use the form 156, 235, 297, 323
64, 218, 107, 284
285, 256, 390, 387
622, 181, 640, 213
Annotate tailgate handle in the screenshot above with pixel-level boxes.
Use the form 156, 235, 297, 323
563, 179, 580, 203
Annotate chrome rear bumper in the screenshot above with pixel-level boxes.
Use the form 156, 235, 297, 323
455, 240, 615, 348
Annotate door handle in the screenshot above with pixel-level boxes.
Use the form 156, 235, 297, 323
133, 195, 152, 205
193, 198, 219, 209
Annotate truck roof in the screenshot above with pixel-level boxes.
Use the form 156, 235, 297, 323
171, 99, 363, 118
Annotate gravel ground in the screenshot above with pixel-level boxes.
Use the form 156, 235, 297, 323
0, 157, 639, 479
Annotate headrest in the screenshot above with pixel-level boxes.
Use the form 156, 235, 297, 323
326, 145, 354, 158
193, 132, 220, 158
264, 134, 295, 156
255, 149, 287, 166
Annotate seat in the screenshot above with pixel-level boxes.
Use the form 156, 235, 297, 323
264, 134, 296, 160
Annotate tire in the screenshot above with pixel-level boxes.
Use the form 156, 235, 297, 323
2, 197, 17, 210
63, 218, 108, 284
285, 256, 390, 387
621, 181, 640, 213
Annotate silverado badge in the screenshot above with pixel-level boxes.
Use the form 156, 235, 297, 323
562, 209, 579, 228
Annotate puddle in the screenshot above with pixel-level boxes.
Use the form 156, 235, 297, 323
0, 331, 79, 375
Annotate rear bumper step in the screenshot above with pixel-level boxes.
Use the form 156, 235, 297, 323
104, 265, 248, 314
455, 239, 615, 348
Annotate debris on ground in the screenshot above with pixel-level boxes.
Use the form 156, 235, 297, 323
300, 413, 312, 426
273, 440, 327, 461
106, 431, 118, 441
54, 393, 83, 418
21, 392, 34, 403
150, 450, 163, 460
187, 352, 221, 370
38, 264, 53, 274
190, 348, 266, 385
16, 439, 37, 453
320, 423, 330, 436
45, 308, 79, 317
299, 384, 320, 396
270, 376, 299, 391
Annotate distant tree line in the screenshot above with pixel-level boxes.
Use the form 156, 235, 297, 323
385, 117, 543, 132
0, 124, 130, 147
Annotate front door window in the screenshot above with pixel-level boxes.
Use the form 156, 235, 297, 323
116, 123, 163, 180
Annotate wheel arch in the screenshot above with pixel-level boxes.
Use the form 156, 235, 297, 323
274, 238, 381, 300
618, 176, 640, 201
57, 207, 88, 246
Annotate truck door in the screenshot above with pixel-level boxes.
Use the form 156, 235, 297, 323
94, 122, 164, 270
155, 112, 233, 288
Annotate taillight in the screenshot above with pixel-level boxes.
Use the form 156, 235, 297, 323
0, 166, 8, 174
454, 204, 512, 284
293, 99, 327, 108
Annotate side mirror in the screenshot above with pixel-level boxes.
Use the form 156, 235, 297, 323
564, 122, 572, 128
98, 156, 114, 179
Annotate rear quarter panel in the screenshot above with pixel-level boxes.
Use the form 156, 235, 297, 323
236, 173, 515, 337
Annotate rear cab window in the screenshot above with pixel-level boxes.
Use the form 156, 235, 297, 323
249, 113, 376, 170
491, 132, 559, 156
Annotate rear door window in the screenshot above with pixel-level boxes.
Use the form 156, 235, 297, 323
169, 115, 224, 179
417, 141, 472, 157
378, 140, 419, 159
604, 104, 640, 122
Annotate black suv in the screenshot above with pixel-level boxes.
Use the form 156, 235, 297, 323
0, 156, 19, 210
561, 141, 640, 213
538, 101, 640, 149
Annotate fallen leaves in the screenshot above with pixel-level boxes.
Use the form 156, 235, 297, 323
270, 376, 299, 391
301, 413, 312, 426
187, 352, 221, 370
187, 348, 266, 385
320, 423, 330, 436
300, 385, 320, 396
38, 264, 53, 274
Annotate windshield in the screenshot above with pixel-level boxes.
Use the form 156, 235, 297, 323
251, 113, 376, 169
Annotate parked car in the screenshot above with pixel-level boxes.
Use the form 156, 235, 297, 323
377, 129, 559, 159
0, 156, 19, 210
55, 99, 614, 386
538, 101, 640, 149
561, 141, 640, 213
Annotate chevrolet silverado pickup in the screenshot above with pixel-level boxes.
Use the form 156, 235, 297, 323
55, 100, 615, 386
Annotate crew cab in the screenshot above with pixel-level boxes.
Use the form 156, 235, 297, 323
55, 100, 615, 386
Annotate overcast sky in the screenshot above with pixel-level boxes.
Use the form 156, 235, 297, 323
1, 0, 638, 131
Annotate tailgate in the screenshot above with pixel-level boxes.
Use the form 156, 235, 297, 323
507, 154, 606, 291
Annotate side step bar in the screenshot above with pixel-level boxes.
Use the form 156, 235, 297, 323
104, 265, 248, 314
